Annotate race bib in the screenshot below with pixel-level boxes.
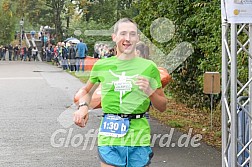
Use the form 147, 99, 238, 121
99, 115, 130, 137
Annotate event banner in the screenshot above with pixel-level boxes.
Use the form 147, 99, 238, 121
222, 0, 252, 23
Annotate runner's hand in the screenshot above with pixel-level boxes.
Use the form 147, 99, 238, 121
73, 106, 89, 127
135, 76, 154, 96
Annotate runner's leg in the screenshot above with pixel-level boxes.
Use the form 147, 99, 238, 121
100, 162, 115, 167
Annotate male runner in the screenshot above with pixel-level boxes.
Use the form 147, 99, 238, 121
73, 18, 167, 167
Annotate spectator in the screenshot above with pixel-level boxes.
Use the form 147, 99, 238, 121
2, 45, 7, 61
0, 46, 3, 60
76, 39, 88, 72
30, 30, 36, 39
22, 30, 25, 40
38, 31, 41, 40
136, 41, 150, 60
21, 46, 27, 61
93, 44, 99, 58
53, 45, 60, 66
13, 45, 19, 61
27, 46, 32, 61
61, 43, 68, 70
107, 48, 115, 58
8, 44, 13, 61
46, 45, 52, 62
68, 41, 76, 72
32, 47, 38, 61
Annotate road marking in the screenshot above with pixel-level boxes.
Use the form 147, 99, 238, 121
0, 77, 43, 80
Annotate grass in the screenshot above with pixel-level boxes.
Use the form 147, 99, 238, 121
150, 99, 222, 149
69, 71, 90, 83
47, 61, 91, 83
167, 120, 185, 128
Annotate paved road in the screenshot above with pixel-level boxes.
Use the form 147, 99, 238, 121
0, 61, 221, 167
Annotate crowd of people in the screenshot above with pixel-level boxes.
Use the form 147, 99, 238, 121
93, 43, 115, 59
0, 38, 149, 74
2, 23, 152, 73
1, 30, 117, 74
0, 44, 38, 61
41, 37, 120, 72
42, 39, 89, 72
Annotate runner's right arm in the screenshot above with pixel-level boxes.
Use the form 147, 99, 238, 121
73, 81, 100, 127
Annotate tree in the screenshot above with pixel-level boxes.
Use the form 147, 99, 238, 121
134, 0, 222, 108
85, 0, 137, 25
12, 0, 91, 41
85, 0, 117, 24
0, 0, 16, 44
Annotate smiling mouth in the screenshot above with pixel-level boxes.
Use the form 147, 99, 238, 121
123, 43, 132, 49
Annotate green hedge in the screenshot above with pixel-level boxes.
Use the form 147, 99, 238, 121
134, 0, 222, 108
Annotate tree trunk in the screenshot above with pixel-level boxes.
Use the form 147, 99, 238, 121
53, 0, 64, 42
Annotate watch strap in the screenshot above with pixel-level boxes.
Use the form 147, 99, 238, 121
78, 101, 88, 109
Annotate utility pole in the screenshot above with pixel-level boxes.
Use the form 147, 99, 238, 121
20, 18, 24, 50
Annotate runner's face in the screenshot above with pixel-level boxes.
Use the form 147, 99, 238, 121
112, 22, 139, 56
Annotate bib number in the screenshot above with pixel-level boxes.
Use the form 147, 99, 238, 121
99, 115, 130, 137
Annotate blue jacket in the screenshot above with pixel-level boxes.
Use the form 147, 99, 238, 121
76, 42, 88, 58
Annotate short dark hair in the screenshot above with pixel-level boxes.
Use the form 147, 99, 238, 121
136, 42, 150, 59
113, 18, 138, 34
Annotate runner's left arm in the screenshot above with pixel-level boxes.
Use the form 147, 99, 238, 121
136, 76, 167, 112
149, 88, 167, 112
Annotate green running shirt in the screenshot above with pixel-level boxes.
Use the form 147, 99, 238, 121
89, 56, 162, 146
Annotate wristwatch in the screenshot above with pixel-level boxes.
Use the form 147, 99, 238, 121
78, 101, 89, 109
